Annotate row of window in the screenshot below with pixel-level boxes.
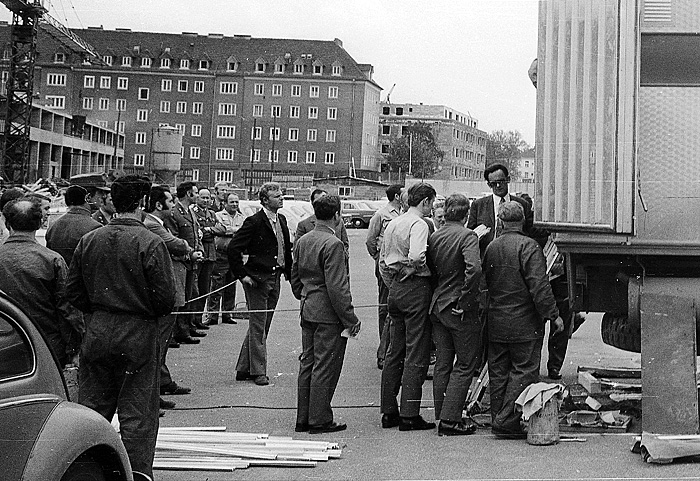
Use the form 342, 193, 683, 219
134, 127, 338, 143
54, 52, 344, 77
134, 149, 336, 167
252, 104, 337, 120
253, 83, 338, 99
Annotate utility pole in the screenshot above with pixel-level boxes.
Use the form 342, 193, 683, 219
270, 108, 277, 177
249, 117, 256, 199
408, 132, 413, 176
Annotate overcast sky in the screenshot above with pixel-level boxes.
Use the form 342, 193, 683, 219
1, 0, 540, 144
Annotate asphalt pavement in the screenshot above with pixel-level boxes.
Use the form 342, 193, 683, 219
158, 229, 699, 481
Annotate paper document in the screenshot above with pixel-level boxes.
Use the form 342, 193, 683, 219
341, 327, 360, 340
473, 224, 491, 239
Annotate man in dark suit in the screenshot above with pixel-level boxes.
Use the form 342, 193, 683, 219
228, 182, 292, 386
466, 163, 533, 259
291, 195, 361, 434
165, 181, 205, 344
427, 193, 482, 436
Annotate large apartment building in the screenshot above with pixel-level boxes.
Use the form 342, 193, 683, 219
378, 102, 487, 181
0, 24, 382, 187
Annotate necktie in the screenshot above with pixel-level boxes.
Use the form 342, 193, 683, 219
273, 216, 285, 269
495, 197, 505, 237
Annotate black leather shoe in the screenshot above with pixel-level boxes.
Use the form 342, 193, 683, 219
189, 330, 207, 338
168, 340, 180, 348
193, 322, 210, 330
438, 420, 477, 436
381, 413, 400, 429
254, 375, 270, 386
309, 421, 347, 434
174, 336, 200, 345
492, 427, 528, 439
399, 416, 436, 431
295, 423, 309, 432
235, 371, 253, 381
160, 382, 191, 395
548, 369, 562, 380
159, 398, 176, 409
377, 358, 384, 370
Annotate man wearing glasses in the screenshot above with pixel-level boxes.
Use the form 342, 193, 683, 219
467, 164, 533, 259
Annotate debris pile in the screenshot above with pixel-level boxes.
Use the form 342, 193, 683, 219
154, 427, 342, 472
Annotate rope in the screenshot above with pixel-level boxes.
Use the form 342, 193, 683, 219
175, 304, 386, 316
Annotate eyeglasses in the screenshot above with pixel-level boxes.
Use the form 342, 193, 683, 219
487, 179, 508, 188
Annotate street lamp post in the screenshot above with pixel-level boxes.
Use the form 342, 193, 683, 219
249, 117, 257, 199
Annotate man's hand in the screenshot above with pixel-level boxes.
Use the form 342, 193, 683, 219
191, 251, 204, 262
348, 321, 361, 337
450, 307, 464, 316
550, 316, 565, 336
242, 275, 258, 288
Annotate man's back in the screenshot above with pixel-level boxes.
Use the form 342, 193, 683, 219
67, 218, 175, 318
46, 206, 102, 266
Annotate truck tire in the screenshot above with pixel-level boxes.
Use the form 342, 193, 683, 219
601, 313, 641, 353
61, 455, 106, 481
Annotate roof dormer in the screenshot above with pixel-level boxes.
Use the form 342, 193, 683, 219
255, 56, 267, 73
312, 59, 324, 76
293, 57, 305, 75
226, 55, 238, 72
331, 60, 343, 76
274, 56, 285, 74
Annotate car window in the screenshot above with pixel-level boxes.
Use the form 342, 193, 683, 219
0, 315, 33, 381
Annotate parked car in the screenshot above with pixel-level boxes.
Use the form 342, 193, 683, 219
237, 199, 311, 243
0, 291, 133, 481
341, 200, 375, 228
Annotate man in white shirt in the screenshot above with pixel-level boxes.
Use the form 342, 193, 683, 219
379, 182, 437, 432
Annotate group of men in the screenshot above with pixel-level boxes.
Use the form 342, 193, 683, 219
366, 164, 564, 438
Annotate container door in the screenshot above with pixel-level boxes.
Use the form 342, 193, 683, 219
535, 0, 637, 233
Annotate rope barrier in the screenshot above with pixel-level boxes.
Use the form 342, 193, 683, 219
174, 304, 387, 316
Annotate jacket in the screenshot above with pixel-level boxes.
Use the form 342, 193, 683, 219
191, 204, 225, 261
291, 224, 359, 328
427, 221, 482, 314
67, 217, 176, 319
482, 226, 559, 342
46, 205, 102, 266
164, 200, 203, 269
466, 194, 533, 258
227, 209, 292, 283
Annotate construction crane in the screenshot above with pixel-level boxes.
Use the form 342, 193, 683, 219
0, 0, 102, 185
385, 83, 396, 104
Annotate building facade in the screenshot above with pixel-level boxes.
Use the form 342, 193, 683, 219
518, 152, 535, 183
378, 102, 487, 181
0, 24, 382, 187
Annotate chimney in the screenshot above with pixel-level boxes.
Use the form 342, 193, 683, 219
333, 38, 343, 48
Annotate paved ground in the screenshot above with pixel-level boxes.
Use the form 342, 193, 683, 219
157, 229, 699, 480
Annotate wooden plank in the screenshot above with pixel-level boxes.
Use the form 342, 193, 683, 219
577, 366, 641, 378
578, 371, 601, 394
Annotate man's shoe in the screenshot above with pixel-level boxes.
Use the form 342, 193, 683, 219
438, 420, 477, 436
235, 371, 253, 381
159, 398, 176, 409
168, 340, 180, 348
160, 382, 191, 395
399, 415, 436, 432
205, 317, 219, 326
222, 317, 237, 324
548, 369, 562, 380
377, 358, 384, 370
193, 321, 210, 330
309, 421, 347, 434
295, 423, 309, 432
174, 336, 200, 345
189, 330, 207, 338
381, 413, 400, 429
254, 375, 270, 386
492, 427, 528, 439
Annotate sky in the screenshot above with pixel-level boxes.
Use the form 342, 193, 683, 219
0, 0, 540, 144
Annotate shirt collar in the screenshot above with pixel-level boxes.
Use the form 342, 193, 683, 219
263, 206, 278, 224
492, 193, 511, 205
146, 212, 164, 226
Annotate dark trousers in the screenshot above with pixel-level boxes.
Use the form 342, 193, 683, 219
431, 310, 482, 422
381, 276, 432, 418
192, 260, 215, 325
159, 313, 177, 388
296, 321, 347, 427
547, 277, 572, 372
78, 312, 160, 479
375, 260, 390, 361
235, 273, 281, 376
174, 268, 196, 340
208, 257, 236, 322
488, 337, 543, 433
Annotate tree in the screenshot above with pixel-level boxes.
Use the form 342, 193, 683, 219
485, 130, 530, 180
385, 122, 445, 179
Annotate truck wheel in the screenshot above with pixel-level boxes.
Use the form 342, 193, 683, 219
61, 455, 106, 481
601, 313, 641, 353
352, 218, 364, 228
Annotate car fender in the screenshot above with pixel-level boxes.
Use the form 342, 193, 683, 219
23, 400, 133, 481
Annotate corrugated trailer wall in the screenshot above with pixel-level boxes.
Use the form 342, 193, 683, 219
535, 0, 636, 233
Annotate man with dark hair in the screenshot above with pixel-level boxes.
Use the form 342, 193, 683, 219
92, 191, 115, 226
427, 194, 481, 436
0, 198, 82, 367
229, 182, 292, 386
483, 200, 563, 438
295, 188, 348, 252
23, 192, 51, 228
144, 185, 194, 405
165, 181, 205, 344
291, 195, 361, 434
208, 192, 246, 325
46, 185, 102, 266
67, 174, 176, 480
365, 183, 403, 369
379, 182, 436, 431
0, 187, 24, 243
467, 164, 534, 259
